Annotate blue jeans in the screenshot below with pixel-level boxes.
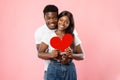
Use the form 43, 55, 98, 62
46, 60, 77, 80
44, 71, 47, 80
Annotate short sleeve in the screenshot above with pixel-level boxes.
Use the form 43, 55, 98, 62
34, 29, 42, 44
73, 29, 78, 36
74, 35, 82, 46
41, 34, 51, 45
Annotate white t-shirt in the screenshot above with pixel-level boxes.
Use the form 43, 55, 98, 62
34, 24, 55, 44
34, 24, 55, 71
34, 24, 79, 71
41, 32, 81, 71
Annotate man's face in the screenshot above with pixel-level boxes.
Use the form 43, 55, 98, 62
44, 12, 58, 30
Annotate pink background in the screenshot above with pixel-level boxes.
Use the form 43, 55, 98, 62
0, 0, 120, 80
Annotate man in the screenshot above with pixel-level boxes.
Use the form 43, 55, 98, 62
34, 5, 59, 80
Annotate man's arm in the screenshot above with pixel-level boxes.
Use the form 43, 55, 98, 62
36, 42, 58, 60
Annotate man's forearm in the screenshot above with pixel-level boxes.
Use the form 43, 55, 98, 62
38, 52, 53, 60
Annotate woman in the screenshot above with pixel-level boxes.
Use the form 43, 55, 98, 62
39, 11, 85, 80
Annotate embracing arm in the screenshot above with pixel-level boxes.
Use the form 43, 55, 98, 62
37, 42, 58, 60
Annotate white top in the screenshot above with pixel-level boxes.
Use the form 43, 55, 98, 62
41, 32, 81, 71
34, 24, 55, 44
34, 24, 79, 71
34, 24, 55, 71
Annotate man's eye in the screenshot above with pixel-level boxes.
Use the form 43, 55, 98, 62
47, 18, 50, 19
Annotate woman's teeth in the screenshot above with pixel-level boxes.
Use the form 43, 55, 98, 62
59, 26, 64, 28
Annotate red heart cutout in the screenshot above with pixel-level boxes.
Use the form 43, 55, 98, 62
50, 34, 73, 52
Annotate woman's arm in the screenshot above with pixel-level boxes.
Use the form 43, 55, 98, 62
72, 44, 85, 60
66, 44, 85, 60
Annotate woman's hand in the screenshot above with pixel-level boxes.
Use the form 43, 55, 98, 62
65, 47, 73, 58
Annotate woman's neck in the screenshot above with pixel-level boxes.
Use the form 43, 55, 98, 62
55, 30, 65, 38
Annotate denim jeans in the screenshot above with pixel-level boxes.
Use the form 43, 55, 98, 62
46, 60, 77, 80
44, 71, 47, 80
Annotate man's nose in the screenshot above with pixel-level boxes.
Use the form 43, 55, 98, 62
50, 18, 55, 23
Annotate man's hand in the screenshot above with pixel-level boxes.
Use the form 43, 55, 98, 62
50, 50, 59, 58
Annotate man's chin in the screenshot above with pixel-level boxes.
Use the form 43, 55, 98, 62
48, 26, 56, 30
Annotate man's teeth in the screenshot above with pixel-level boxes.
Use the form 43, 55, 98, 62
50, 24, 54, 25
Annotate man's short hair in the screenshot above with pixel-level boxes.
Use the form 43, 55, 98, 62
43, 5, 58, 15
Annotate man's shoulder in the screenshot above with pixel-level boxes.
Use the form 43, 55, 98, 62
36, 24, 47, 31
34, 24, 48, 44
35, 24, 47, 33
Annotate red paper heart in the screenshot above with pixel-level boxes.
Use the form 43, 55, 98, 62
50, 34, 73, 52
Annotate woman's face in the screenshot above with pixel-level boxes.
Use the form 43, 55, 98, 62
58, 16, 70, 31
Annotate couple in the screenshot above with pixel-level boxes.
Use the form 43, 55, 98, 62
35, 4, 85, 80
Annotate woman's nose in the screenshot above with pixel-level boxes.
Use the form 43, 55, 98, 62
61, 21, 66, 26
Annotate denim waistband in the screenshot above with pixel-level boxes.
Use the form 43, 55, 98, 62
50, 59, 72, 65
